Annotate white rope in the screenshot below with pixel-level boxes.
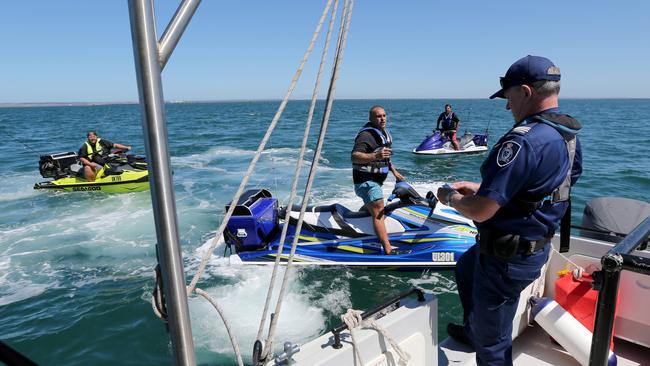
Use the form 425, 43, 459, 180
261, 0, 354, 357
176, 2, 337, 362
341, 308, 412, 366
186, 0, 334, 296
151, 294, 164, 319
342, 309, 366, 365
255, 0, 336, 344
551, 246, 585, 273
195, 288, 245, 366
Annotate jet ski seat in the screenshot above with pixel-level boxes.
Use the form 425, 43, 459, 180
458, 132, 475, 146
285, 203, 371, 218
343, 206, 373, 219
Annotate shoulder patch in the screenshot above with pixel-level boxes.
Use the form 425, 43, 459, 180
496, 140, 521, 167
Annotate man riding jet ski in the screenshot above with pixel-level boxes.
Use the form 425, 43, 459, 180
414, 105, 488, 155
78, 131, 133, 182
413, 130, 488, 155
225, 182, 477, 270
34, 146, 149, 193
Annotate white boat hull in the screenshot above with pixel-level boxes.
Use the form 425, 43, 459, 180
276, 234, 650, 366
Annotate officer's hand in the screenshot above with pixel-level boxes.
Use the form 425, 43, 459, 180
453, 181, 480, 196
436, 187, 455, 204
127, 146, 132, 151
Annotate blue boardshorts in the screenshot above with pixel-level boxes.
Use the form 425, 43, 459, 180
354, 181, 384, 204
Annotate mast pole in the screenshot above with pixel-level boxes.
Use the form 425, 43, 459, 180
128, 1, 199, 364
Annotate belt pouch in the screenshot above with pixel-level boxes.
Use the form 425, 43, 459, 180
479, 230, 519, 261
493, 233, 519, 261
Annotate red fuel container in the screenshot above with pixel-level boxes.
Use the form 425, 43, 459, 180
554, 270, 617, 350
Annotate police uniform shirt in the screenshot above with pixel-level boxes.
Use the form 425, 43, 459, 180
476, 108, 582, 239
352, 123, 390, 185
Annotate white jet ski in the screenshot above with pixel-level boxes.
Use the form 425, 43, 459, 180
413, 130, 488, 155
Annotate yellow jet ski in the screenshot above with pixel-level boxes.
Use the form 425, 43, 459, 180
34, 151, 149, 193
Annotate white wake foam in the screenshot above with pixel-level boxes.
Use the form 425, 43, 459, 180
189, 239, 328, 361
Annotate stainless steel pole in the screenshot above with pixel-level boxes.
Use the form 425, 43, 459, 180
159, 0, 201, 69
128, 1, 196, 364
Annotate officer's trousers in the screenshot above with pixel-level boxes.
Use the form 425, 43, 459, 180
455, 243, 550, 366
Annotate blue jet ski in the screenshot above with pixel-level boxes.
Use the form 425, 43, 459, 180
413, 130, 488, 155
225, 182, 477, 271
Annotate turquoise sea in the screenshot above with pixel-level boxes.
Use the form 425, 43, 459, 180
1, 99, 649, 365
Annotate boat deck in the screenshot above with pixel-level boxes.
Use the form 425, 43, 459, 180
440, 323, 649, 365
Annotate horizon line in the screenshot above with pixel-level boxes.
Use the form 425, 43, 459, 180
1, 96, 649, 108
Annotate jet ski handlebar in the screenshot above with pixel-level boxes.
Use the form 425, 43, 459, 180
385, 182, 438, 213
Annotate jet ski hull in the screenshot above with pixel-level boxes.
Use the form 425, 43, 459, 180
224, 188, 477, 270
413, 131, 488, 155
34, 169, 149, 193
230, 224, 476, 270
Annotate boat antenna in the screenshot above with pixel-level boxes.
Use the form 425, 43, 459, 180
465, 105, 471, 133
485, 117, 491, 137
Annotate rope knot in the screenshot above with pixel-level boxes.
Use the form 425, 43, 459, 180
341, 308, 364, 329
340, 308, 411, 366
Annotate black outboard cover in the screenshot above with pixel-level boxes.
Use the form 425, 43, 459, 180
581, 197, 650, 243
38, 152, 79, 178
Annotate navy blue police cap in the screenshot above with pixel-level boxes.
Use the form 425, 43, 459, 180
490, 55, 561, 99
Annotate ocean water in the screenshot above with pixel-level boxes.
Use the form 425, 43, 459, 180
1, 99, 649, 365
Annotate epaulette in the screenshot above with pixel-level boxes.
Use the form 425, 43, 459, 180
510, 124, 535, 135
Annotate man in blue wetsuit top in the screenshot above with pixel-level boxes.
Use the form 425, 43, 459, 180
352, 105, 405, 255
436, 55, 582, 365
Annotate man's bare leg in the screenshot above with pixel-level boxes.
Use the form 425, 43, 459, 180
84, 166, 96, 181
366, 199, 392, 254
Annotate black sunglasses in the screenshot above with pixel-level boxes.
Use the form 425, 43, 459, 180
499, 76, 532, 90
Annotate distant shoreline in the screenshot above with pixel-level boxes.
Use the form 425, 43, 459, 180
1, 97, 649, 109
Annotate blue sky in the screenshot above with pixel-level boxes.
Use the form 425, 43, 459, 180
1, 1, 649, 103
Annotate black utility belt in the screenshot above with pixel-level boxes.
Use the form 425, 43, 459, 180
478, 230, 551, 261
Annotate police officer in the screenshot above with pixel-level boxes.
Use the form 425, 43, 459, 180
352, 105, 404, 255
436, 55, 582, 365
436, 104, 461, 150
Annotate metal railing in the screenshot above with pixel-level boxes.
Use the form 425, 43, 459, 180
590, 216, 650, 366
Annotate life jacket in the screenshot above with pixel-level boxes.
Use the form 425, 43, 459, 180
352, 124, 392, 174
85, 138, 104, 162
441, 112, 457, 131
511, 113, 581, 214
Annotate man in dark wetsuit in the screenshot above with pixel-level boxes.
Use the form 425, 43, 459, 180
436, 104, 460, 150
79, 131, 132, 181
351, 105, 404, 255
436, 55, 582, 365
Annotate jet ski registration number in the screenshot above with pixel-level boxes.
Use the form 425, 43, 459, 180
432, 252, 454, 262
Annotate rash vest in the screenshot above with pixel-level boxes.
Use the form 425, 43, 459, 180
352, 125, 392, 174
